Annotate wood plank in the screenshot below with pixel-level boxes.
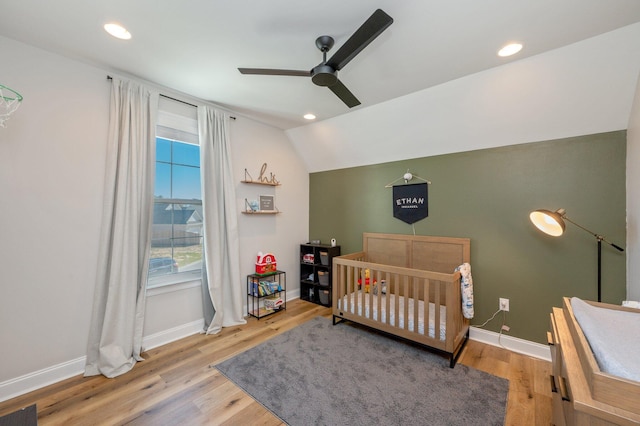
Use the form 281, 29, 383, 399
219, 402, 285, 426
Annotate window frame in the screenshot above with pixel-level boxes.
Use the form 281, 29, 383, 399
148, 104, 202, 289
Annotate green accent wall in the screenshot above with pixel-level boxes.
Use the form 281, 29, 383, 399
309, 131, 627, 344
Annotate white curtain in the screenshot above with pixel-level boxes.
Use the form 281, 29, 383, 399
199, 106, 246, 334
85, 78, 158, 378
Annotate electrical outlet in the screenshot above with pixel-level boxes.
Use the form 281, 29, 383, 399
499, 298, 510, 312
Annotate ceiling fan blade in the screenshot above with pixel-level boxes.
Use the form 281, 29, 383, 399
238, 68, 311, 77
328, 79, 361, 108
326, 9, 393, 71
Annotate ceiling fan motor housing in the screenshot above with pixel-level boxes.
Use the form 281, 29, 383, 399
311, 64, 338, 86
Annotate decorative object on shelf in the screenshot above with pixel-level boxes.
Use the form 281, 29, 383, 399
255, 252, 277, 275
245, 199, 259, 212
241, 168, 280, 214
529, 208, 625, 302
243, 198, 280, 214
331, 238, 337, 247
0, 84, 23, 128
243, 163, 280, 185
259, 195, 275, 212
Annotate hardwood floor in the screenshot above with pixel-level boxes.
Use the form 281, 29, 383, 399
0, 299, 552, 425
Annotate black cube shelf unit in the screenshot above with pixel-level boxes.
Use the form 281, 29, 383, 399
300, 243, 340, 307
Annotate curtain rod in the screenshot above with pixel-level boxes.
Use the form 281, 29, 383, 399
107, 75, 236, 119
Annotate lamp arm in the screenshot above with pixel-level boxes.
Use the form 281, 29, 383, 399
563, 215, 625, 252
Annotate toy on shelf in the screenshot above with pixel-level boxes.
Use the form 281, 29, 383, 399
255, 252, 277, 275
264, 295, 284, 310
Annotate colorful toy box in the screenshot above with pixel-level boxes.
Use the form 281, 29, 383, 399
255, 252, 277, 275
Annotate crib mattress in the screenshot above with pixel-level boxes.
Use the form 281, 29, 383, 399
337, 291, 447, 341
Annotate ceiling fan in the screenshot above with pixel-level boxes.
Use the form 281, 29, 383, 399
238, 9, 393, 108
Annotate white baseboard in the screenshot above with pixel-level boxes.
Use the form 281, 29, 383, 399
141, 318, 204, 352
0, 319, 205, 403
0, 356, 86, 403
469, 326, 551, 362
286, 289, 300, 301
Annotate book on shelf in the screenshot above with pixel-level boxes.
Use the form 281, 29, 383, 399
255, 280, 282, 296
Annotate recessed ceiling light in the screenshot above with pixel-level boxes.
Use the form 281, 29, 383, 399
303, 113, 316, 120
498, 43, 522, 57
104, 23, 132, 40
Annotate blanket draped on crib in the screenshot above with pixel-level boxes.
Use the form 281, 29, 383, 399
455, 263, 474, 319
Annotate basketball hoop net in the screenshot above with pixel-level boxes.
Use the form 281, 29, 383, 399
0, 84, 23, 128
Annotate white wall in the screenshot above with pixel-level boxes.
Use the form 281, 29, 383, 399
286, 23, 640, 173
0, 35, 309, 401
231, 117, 309, 301
627, 72, 640, 301
0, 37, 108, 389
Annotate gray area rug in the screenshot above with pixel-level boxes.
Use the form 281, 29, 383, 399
216, 317, 508, 425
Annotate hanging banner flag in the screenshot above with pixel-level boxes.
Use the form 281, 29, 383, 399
392, 183, 428, 224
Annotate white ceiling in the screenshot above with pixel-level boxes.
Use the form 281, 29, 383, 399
2, 0, 640, 130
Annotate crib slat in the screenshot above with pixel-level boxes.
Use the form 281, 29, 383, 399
337, 264, 344, 308
402, 275, 408, 330
359, 268, 365, 317
378, 272, 391, 324
348, 265, 352, 309
413, 276, 419, 334
353, 267, 359, 315
393, 274, 399, 329
434, 281, 441, 341
366, 269, 372, 319
373, 269, 380, 321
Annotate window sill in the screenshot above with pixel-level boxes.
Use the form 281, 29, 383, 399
147, 271, 202, 297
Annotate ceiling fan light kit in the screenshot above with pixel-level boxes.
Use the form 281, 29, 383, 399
238, 9, 393, 108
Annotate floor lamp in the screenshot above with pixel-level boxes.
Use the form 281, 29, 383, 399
529, 208, 624, 302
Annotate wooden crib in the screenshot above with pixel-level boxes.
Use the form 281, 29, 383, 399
332, 233, 471, 367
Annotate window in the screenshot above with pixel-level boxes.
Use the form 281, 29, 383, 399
148, 102, 202, 288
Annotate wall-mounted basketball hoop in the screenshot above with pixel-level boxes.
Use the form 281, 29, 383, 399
0, 84, 23, 128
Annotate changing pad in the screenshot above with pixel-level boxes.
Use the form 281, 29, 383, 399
570, 297, 640, 382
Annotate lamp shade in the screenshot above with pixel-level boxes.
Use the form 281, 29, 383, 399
530, 209, 566, 237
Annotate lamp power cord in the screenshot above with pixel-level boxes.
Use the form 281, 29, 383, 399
472, 308, 509, 349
